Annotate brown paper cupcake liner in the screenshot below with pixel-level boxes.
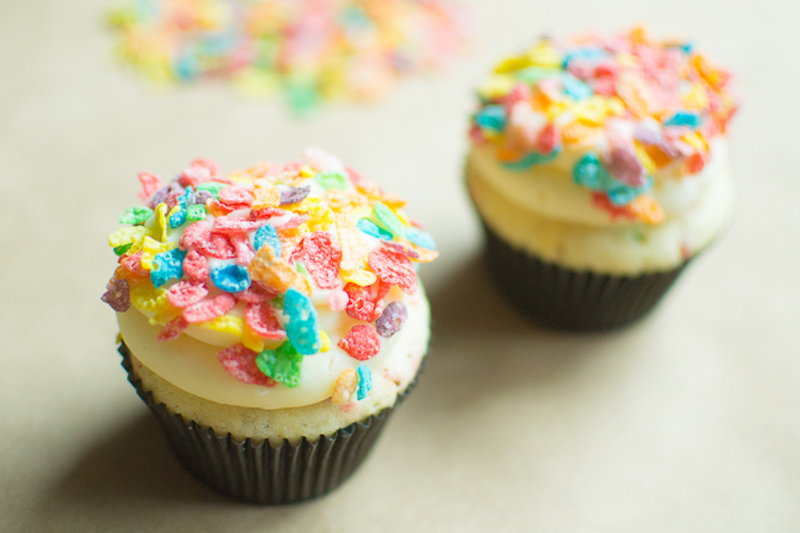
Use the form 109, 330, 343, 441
480, 221, 691, 331
119, 342, 424, 504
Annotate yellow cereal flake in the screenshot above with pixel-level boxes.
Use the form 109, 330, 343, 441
477, 74, 516, 100
634, 143, 657, 174
149, 306, 181, 327
108, 225, 147, 248
242, 324, 267, 353
615, 72, 653, 118
154, 202, 168, 242
140, 236, 176, 270
299, 165, 315, 178
682, 83, 710, 110
199, 314, 244, 336
681, 131, 708, 153
342, 269, 378, 287
331, 368, 358, 405
129, 280, 170, 314
493, 54, 530, 74
319, 331, 331, 353
527, 42, 561, 68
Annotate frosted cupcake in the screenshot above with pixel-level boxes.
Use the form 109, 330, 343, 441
101, 149, 437, 503
466, 27, 738, 330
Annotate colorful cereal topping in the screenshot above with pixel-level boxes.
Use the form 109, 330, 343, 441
469, 27, 738, 223
105, 148, 437, 393
108, 0, 472, 115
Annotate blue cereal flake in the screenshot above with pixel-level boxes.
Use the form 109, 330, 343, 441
406, 228, 436, 250
253, 223, 281, 256
561, 72, 593, 100
357, 218, 393, 240
501, 148, 561, 171
607, 176, 653, 206
475, 105, 506, 132
256, 342, 303, 388
168, 207, 187, 228
283, 288, 322, 355
572, 152, 613, 191
356, 365, 373, 401
150, 248, 186, 288
210, 263, 251, 293
663, 111, 702, 129
562, 46, 610, 68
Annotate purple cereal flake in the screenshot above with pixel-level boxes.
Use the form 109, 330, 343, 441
382, 241, 420, 259
148, 186, 170, 209
375, 301, 407, 338
605, 147, 646, 187
101, 278, 131, 312
280, 185, 311, 205
193, 189, 214, 206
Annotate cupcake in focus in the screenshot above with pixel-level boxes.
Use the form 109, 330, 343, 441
101, 148, 438, 503
466, 27, 738, 330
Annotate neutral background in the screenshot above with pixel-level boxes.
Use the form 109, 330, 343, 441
2, 0, 799, 531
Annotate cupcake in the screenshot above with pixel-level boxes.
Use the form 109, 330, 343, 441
466, 27, 738, 330
101, 148, 438, 503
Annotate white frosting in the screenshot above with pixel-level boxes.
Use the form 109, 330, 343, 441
468, 140, 728, 229
117, 283, 430, 410
467, 148, 734, 274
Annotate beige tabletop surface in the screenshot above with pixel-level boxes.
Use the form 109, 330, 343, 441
2, 0, 799, 531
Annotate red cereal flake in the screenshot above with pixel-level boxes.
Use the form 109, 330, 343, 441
166, 280, 209, 308
195, 232, 237, 259
119, 251, 147, 276
138, 172, 162, 201
218, 185, 255, 208
183, 249, 210, 282
345, 166, 365, 186
536, 123, 559, 155
273, 214, 308, 230
212, 216, 264, 234
208, 199, 238, 216
179, 221, 208, 250
344, 283, 377, 321
245, 302, 286, 340
250, 206, 286, 220
686, 151, 706, 174
591, 193, 637, 221
370, 278, 392, 301
337, 325, 381, 361
164, 189, 184, 210
183, 293, 236, 323
367, 248, 417, 294
217, 344, 276, 387
156, 316, 189, 341
293, 231, 342, 290
230, 234, 255, 265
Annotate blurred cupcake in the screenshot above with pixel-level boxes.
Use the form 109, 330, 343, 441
466, 27, 738, 330
102, 148, 438, 503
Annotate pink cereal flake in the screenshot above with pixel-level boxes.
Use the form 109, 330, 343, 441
245, 302, 286, 340
183, 293, 236, 323
218, 185, 255, 208
156, 316, 189, 341
367, 248, 417, 294
166, 280, 209, 308
337, 325, 381, 361
179, 220, 208, 249
138, 172, 162, 201
217, 344, 276, 387
183, 249, 210, 282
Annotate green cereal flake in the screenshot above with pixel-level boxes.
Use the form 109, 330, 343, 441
314, 172, 347, 191
113, 243, 133, 256
374, 202, 405, 238
187, 203, 207, 222
196, 182, 225, 197
256, 342, 303, 387
119, 206, 154, 225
